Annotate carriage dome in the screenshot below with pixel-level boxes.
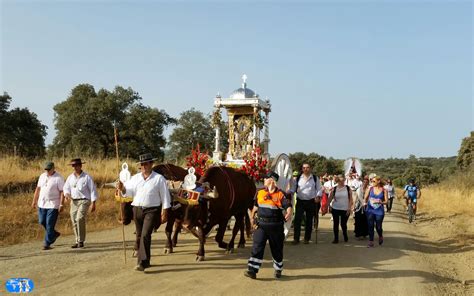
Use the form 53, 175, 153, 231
230, 87, 256, 99
229, 74, 258, 99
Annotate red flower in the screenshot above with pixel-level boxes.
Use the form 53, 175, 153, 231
240, 147, 268, 182
186, 144, 209, 176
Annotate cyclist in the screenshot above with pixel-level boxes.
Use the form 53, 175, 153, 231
402, 178, 421, 215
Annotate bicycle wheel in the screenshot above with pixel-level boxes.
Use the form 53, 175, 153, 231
408, 204, 414, 223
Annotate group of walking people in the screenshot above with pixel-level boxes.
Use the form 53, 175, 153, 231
309, 171, 396, 247
32, 158, 98, 250
245, 164, 404, 280
32, 156, 417, 279
32, 154, 170, 273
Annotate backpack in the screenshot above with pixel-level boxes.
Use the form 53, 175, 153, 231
330, 185, 351, 202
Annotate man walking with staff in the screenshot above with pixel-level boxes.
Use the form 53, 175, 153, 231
117, 153, 171, 272
292, 163, 322, 244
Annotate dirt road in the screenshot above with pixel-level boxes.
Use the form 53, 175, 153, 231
1, 200, 472, 295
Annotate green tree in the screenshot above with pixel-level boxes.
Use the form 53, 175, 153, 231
0, 92, 47, 158
457, 131, 473, 170
289, 152, 343, 176
402, 165, 437, 187
167, 108, 214, 163
51, 84, 175, 159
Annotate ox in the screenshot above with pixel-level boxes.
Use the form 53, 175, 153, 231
177, 166, 256, 261
153, 163, 190, 254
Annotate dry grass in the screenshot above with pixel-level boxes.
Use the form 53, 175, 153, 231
0, 156, 141, 246
393, 170, 474, 217
0, 188, 122, 246
419, 187, 474, 217
0, 156, 140, 193
418, 170, 474, 217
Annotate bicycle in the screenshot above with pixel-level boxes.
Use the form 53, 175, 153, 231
407, 198, 417, 223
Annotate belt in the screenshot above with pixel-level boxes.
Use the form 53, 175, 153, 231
135, 205, 160, 210
258, 217, 283, 223
73, 198, 89, 201
296, 198, 313, 202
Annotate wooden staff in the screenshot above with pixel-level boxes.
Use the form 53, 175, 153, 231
114, 121, 127, 264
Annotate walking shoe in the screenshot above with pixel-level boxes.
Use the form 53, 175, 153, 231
42, 245, 52, 250
141, 261, 151, 269
303, 240, 309, 244
367, 241, 374, 248
274, 270, 282, 279
331, 239, 338, 244
244, 270, 257, 279
292, 240, 300, 245
379, 236, 384, 245
71, 242, 84, 249
134, 264, 145, 272
51, 231, 61, 244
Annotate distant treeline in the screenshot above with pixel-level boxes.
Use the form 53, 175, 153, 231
1, 84, 472, 188
288, 153, 458, 187
289, 131, 473, 187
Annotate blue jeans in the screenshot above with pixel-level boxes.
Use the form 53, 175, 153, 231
38, 208, 59, 246
366, 212, 384, 241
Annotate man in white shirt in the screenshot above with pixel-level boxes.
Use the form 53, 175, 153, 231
117, 153, 171, 272
31, 162, 65, 250
291, 163, 323, 244
63, 158, 98, 249
323, 175, 336, 195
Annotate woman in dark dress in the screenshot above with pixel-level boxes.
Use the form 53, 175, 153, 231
354, 177, 369, 239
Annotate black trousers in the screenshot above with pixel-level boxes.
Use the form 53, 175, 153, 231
247, 222, 284, 273
294, 199, 316, 242
133, 206, 161, 266
354, 209, 369, 237
386, 197, 394, 212
331, 209, 349, 241
314, 202, 321, 229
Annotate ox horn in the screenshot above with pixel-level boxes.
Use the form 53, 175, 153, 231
104, 182, 118, 188
203, 186, 219, 199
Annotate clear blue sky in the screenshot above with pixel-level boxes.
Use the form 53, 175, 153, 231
1, 0, 472, 159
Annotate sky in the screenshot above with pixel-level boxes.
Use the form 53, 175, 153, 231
1, 0, 472, 159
